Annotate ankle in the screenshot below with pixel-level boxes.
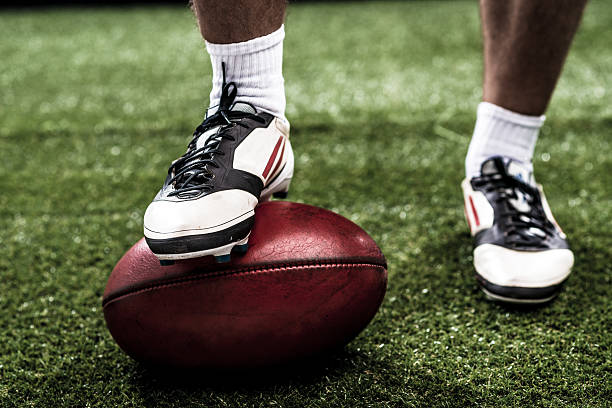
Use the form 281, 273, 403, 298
465, 102, 544, 179
206, 25, 286, 121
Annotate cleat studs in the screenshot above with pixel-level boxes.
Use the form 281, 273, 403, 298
233, 243, 249, 253
160, 260, 175, 266
273, 191, 289, 199
214, 254, 231, 263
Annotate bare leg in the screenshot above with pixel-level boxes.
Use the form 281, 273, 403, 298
480, 0, 588, 115
191, 0, 286, 44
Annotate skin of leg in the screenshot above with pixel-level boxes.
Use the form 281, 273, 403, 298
480, 0, 588, 115
191, 0, 286, 44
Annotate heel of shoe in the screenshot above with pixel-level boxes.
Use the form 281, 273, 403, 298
273, 178, 291, 199
262, 177, 291, 202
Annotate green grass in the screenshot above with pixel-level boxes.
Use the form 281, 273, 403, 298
1, 1, 611, 407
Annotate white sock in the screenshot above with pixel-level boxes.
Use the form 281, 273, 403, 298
465, 102, 545, 179
205, 25, 286, 121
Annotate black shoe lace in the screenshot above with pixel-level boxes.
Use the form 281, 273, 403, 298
167, 63, 266, 198
472, 173, 556, 248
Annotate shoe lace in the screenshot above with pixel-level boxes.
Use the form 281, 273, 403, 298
472, 173, 556, 248
168, 63, 266, 198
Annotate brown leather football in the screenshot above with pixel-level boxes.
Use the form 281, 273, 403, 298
102, 201, 387, 368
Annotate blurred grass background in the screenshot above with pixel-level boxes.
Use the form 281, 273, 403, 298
0, 1, 610, 407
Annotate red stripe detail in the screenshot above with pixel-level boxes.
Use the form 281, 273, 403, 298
262, 136, 284, 178
268, 139, 286, 180
468, 196, 480, 227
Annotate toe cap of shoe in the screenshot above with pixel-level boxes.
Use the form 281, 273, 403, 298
143, 189, 258, 238
474, 244, 574, 288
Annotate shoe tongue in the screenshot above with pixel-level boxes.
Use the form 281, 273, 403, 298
506, 160, 535, 185
480, 156, 535, 186
480, 158, 501, 176
205, 101, 257, 118
196, 102, 257, 150
230, 102, 257, 115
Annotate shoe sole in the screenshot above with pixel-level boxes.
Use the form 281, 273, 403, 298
475, 272, 567, 304
148, 145, 294, 264
146, 216, 254, 262
154, 235, 251, 265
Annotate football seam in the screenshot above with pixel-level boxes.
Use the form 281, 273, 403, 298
102, 262, 386, 307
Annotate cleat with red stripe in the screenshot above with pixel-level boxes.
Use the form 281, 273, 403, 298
462, 156, 573, 304
144, 79, 293, 261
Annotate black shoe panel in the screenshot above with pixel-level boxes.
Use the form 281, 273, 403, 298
473, 226, 569, 251
470, 156, 570, 252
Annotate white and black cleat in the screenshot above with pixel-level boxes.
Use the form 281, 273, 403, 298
144, 72, 293, 263
462, 156, 574, 304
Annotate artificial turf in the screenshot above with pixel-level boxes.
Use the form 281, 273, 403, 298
1, 1, 611, 407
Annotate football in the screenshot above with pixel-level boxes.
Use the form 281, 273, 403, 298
103, 201, 387, 368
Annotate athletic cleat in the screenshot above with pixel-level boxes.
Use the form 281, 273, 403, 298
144, 73, 293, 261
462, 156, 573, 304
